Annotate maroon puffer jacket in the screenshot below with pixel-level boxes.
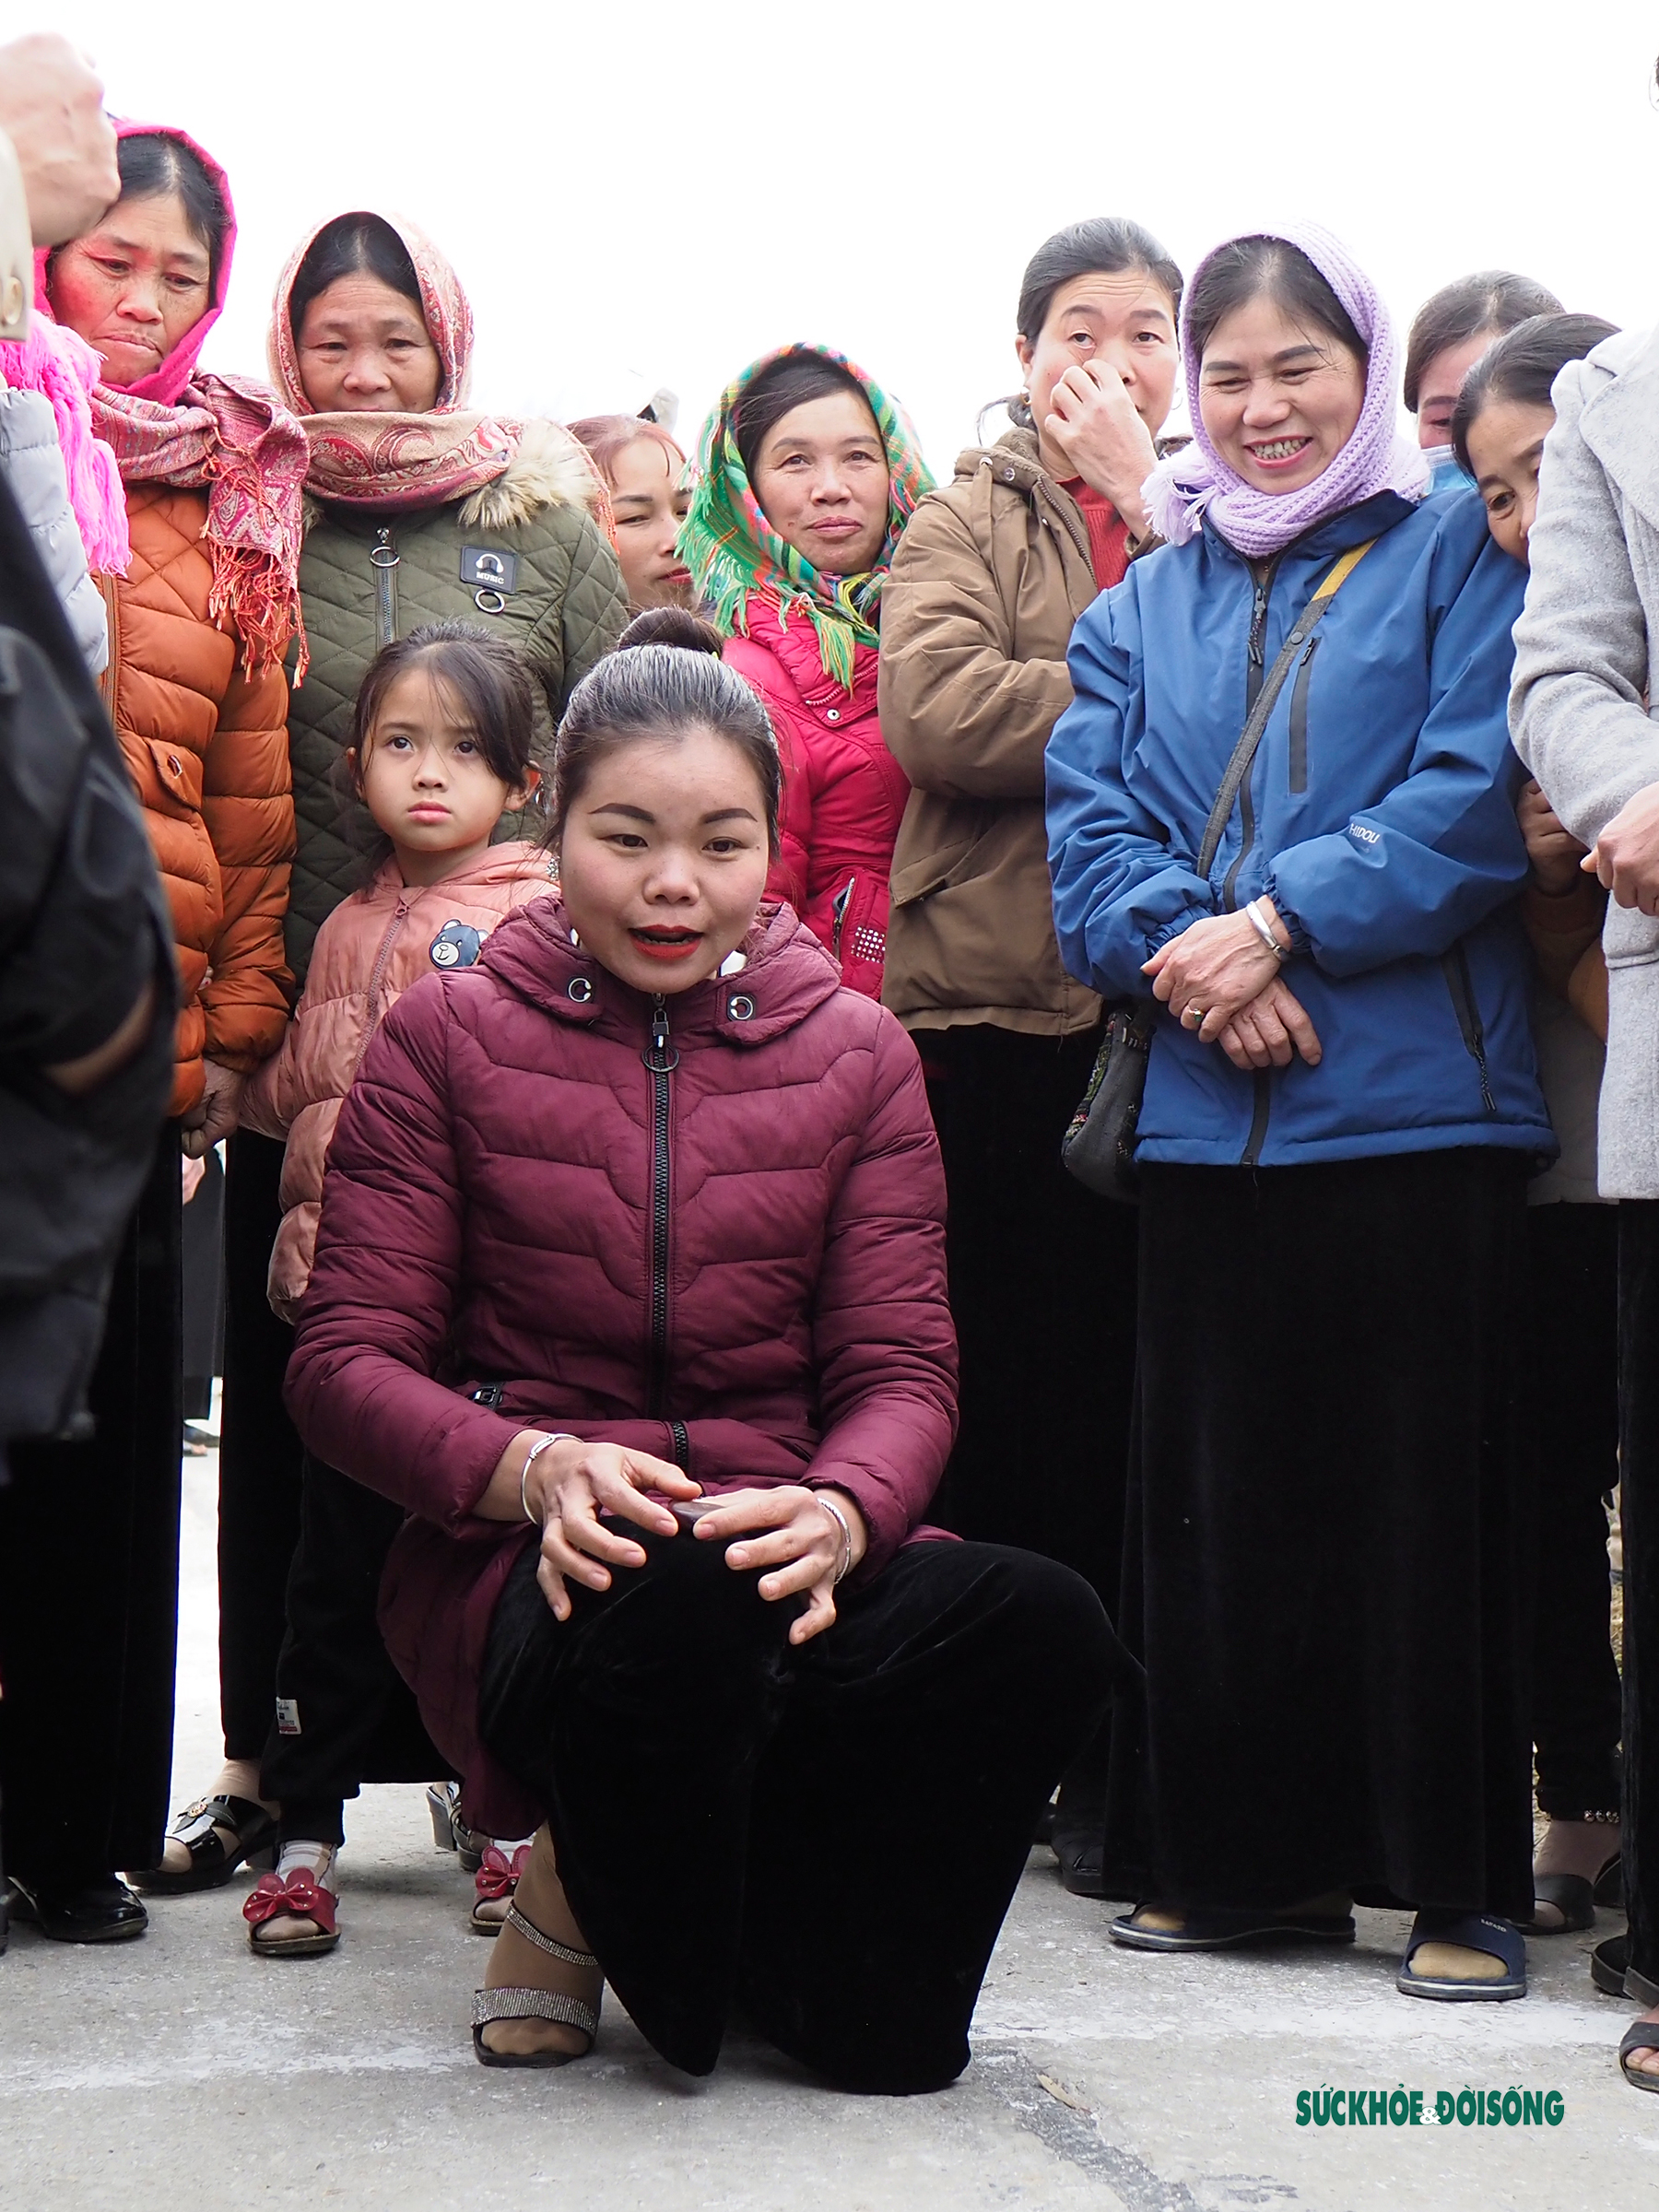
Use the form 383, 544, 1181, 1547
286, 895, 958, 1837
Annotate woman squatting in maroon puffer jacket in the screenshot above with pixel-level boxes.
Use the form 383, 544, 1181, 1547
285, 612, 1121, 2089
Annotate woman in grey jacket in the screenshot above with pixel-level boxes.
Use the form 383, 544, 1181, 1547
1511, 319, 1659, 2088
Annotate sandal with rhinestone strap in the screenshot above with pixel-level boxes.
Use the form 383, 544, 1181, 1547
471, 1900, 601, 2067
130, 1795, 276, 1896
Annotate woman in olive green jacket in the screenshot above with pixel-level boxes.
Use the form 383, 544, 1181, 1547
151, 210, 624, 1902
877, 218, 1181, 1897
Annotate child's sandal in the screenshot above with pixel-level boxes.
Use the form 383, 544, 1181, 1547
471, 1902, 601, 2067
470, 1842, 530, 1935
242, 1864, 339, 1958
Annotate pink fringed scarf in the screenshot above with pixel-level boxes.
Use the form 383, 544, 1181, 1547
0, 314, 129, 574
38, 122, 309, 675
269, 210, 520, 514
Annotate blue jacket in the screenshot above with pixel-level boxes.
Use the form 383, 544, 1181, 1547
1045, 489, 1554, 1169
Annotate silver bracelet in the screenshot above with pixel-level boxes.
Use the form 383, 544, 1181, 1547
1244, 898, 1290, 961
815, 1492, 855, 1585
519, 1433, 576, 1525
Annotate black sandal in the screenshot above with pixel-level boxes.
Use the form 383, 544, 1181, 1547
472, 1902, 601, 2068
128, 1795, 276, 1896
1619, 2018, 1659, 2091
1109, 1901, 1356, 1952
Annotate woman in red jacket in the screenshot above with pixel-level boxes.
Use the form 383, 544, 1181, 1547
678, 346, 932, 998
286, 621, 1118, 2086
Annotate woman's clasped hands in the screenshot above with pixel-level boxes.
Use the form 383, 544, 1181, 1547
509, 1434, 867, 1645
1142, 902, 1324, 1072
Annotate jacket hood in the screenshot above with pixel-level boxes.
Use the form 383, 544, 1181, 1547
362, 840, 555, 903
1571, 325, 1659, 537
952, 425, 1050, 495
479, 895, 845, 1045
457, 418, 607, 530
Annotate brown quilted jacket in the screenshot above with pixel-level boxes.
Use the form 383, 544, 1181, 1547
103, 484, 294, 1115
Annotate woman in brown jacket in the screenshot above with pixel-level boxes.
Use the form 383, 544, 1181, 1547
878, 218, 1181, 1896
1, 124, 302, 1942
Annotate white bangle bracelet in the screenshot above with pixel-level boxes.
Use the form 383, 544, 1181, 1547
815, 1492, 855, 1585
1245, 898, 1290, 961
520, 1432, 576, 1525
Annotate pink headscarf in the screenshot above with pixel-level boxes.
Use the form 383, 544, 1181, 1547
37, 121, 309, 673
1144, 220, 1430, 560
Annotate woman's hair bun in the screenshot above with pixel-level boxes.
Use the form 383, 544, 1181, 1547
616, 606, 724, 655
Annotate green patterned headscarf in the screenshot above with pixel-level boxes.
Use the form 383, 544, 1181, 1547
678, 343, 934, 691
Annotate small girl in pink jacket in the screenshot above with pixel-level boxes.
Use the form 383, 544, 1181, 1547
238, 620, 554, 1959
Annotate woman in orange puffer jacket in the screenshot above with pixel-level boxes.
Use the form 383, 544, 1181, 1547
4, 123, 306, 1943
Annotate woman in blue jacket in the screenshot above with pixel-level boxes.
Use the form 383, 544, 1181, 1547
1047, 222, 1552, 2003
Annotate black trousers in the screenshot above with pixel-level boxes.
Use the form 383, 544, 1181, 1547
1526, 1201, 1621, 1818
1618, 1203, 1659, 1988
1109, 1149, 1535, 1923
261, 1454, 452, 1845
218, 1131, 304, 1762
181, 1143, 224, 1422
0, 1126, 182, 1883
479, 1529, 1119, 2091
923, 1024, 1137, 1830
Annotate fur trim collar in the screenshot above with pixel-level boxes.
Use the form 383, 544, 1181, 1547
459, 419, 606, 531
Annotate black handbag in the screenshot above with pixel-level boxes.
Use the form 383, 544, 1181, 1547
1060, 537, 1376, 1202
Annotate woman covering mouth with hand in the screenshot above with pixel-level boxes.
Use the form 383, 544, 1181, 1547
1047, 223, 1551, 2004
679, 345, 933, 999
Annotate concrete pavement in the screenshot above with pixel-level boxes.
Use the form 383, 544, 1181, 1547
2, 1450, 1651, 2211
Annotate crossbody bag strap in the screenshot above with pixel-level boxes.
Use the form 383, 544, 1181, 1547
1194, 538, 1376, 880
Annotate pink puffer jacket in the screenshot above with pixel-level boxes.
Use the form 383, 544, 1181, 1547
241, 841, 556, 1319
285, 896, 958, 1837
725, 594, 909, 1000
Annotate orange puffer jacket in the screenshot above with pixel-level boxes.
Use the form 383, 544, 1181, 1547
241, 841, 557, 1320
106, 484, 296, 1115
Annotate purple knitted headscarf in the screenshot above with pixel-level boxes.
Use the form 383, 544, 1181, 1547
1144, 220, 1429, 559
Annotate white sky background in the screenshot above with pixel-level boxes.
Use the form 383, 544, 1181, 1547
18, 0, 1659, 470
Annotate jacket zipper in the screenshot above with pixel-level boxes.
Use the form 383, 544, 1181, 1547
830, 877, 855, 960
1441, 946, 1498, 1115
1222, 560, 1282, 913
1288, 635, 1320, 794
371, 526, 400, 649
642, 994, 678, 1419
348, 894, 411, 1079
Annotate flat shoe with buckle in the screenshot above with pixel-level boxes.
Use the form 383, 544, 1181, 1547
243, 1867, 339, 1957
129, 1794, 276, 1896
7, 1873, 148, 1943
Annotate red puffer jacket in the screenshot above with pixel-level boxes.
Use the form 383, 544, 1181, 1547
724, 594, 909, 999
286, 896, 958, 1838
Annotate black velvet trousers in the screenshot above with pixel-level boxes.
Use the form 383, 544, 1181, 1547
922, 1023, 1137, 1831
1525, 1201, 1620, 1818
479, 1529, 1119, 2091
0, 1126, 182, 1883
1107, 1148, 1535, 1923
218, 1131, 304, 1762
1618, 1203, 1659, 1992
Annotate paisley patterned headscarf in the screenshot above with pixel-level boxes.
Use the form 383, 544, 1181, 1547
269, 210, 522, 514
678, 344, 933, 691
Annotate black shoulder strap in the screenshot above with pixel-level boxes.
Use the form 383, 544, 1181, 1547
1195, 539, 1376, 880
